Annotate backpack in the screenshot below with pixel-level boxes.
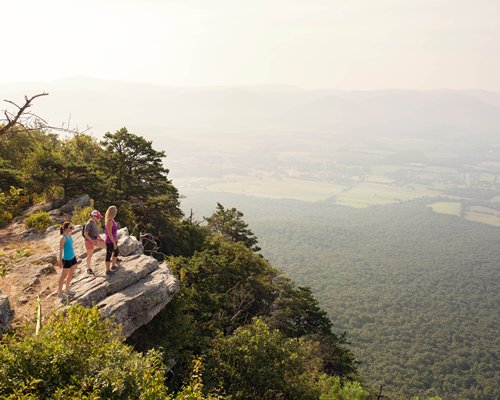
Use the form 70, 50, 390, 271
82, 221, 89, 238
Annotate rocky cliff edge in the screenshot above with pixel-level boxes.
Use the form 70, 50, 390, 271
0, 219, 179, 337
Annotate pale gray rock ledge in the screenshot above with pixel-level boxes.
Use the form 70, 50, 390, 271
46, 225, 179, 337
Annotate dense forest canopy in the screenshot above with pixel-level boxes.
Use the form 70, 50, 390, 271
181, 191, 500, 400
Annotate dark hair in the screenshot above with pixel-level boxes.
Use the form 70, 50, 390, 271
60, 221, 71, 235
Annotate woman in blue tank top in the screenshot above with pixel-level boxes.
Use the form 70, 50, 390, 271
58, 221, 78, 298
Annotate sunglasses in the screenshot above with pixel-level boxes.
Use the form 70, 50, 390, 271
69, 226, 74, 230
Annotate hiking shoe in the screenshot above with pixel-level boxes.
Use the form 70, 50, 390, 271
105, 270, 113, 276
110, 265, 119, 272
57, 291, 67, 299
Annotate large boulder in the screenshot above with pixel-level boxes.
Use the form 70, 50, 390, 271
117, 227, 129, 239
98, 268, 179, 337
21, 198, 66, 216
0, 292, 13, 332
58, 195, 91, 214
118, 235, 143, 256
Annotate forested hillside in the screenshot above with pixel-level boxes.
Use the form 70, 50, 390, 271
182, 191, 500, 400
1, 126, 381, 399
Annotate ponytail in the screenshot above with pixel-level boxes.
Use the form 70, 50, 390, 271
60, 221, 71, 235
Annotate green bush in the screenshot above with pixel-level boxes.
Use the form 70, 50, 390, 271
71, 201, 95, 226
0, 305, 221, 400
0, 186, 23, 222
0, 305, 168, 399
45, 185, 64, 202
319, 375, 370, 400
24, 211, 51, 231
205, 318, 325, 400
31, 192, 47, 205
0, 212, 13, 228
0, 254, 9, 277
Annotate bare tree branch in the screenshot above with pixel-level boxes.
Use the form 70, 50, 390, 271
0, 93, 91, 137
0, 93, 48, 136
4, 99, 22, 109
376, 385, 385, 400
22, 112, 48, 124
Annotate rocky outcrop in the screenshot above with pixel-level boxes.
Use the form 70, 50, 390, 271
46, 225, 179, 337
0, 291, 13, 332
98, 268, 178, 337
58, 195, 91, 214
21, 195, 91, 219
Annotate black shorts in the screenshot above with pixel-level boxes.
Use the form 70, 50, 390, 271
63, 257, 78, 269
105, 243, 119, 262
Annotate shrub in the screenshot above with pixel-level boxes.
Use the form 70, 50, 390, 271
0, 212, 13, 228
0, 186, 23, 221
14, 248, 31, 258
0, 254, 9, 277
24, 211, 51, 231
0, 305, 221, 400
31, 192, 47, 205
71, 201, 95, 226
319, 375, 370, 400
45, 185, 64, 202
205, 318, 324, 400
0, 305, 168, 399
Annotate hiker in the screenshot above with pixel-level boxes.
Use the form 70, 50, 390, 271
58, 221, 77, 297
83, 209, 105, 274
104, 205, 119, 275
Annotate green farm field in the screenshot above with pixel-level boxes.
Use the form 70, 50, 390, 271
206, 175, 347, 202
465, 206, 500, 227
335, 183, 442, 208
428, 202, 462, 216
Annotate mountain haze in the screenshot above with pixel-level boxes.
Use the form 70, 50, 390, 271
2, 77, 500, 142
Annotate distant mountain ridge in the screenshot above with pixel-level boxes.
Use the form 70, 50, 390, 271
2, 77, 500, 143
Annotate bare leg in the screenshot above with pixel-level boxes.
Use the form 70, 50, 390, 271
59, 269, 69, 294
86, 247, 94, 270
112, 255, 118, 268
64, 267, 75, 293
105, 261, 111, 272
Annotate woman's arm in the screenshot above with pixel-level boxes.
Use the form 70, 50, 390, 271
84, 228, 93, 242
59, 236, 65, 268
84, 226, 98, 243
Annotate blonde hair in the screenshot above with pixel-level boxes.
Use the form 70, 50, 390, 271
105, 205, 117, 222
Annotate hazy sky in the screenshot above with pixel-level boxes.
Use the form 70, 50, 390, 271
2, 0, 500, 90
